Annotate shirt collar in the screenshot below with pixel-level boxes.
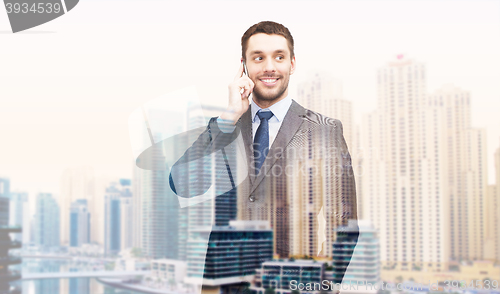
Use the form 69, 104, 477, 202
251, 96, 292, 123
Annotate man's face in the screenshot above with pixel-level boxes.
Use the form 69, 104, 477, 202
244, 33, 296, 105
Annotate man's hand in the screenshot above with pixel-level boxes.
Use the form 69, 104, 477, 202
220, 62, 254, 124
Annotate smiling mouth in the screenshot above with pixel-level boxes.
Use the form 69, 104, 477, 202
260, 78, 279, 86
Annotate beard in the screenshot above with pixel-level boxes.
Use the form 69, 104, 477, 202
251, 74, 290, 103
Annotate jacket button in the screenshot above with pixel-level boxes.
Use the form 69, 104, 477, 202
249, 196, 255, 202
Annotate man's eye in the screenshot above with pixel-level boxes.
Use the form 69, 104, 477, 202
254, 57, 263, 61
276, 56, 284, 60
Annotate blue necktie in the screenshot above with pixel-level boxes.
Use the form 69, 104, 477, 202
253, 110, 274, 174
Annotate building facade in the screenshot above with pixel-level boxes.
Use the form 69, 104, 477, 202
59, 166, 96, 245
360, 56, 490, 272
35, 193, 60, 249
0, 183, 22, 294
252, 260, 324, 294
8, 192, 28, 243
331, 220, 379, 292
186, 221, 273, 286
69, 199, 91, 247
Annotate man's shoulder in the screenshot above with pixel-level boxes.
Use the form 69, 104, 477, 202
294, 102, 342, 130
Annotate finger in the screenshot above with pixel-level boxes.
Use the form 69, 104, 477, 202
243, 89, 252, 99
238, 79, 252, 94
239, 75, 254, 92
234, 61, 244, 81
248, 77, 255, 91
241, 82, 253, 99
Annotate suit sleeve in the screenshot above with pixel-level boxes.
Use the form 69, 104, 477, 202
169, 117, 241, 198
332, 119, 359, 284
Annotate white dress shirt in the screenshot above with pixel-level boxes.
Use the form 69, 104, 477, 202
217, 96, 293, 147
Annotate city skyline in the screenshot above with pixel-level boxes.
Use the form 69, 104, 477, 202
2, 0, 499, 293
0, 0, 498, 197
3, 52, 500, 249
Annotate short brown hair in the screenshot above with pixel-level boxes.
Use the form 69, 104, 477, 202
241, 21, 294, 61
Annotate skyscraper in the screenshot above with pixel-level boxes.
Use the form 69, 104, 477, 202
289, 73, 358, 258
186, 221, 273, 286
428, 85, 487, 261
120, 188, 134, 250
59, 166, 96, 245
0, 178, 10, 200
35, 193, 60, 250
132, 160, 142, 249
496, 146, 500, 261
104, 180, 131, 256
361, 56, 445, 271
332, 220, 380, 289
139, 104, 233, 260
485, 184, 499, 261
139, 109, 183, 259
70, 199, 91, 247
9, 192, 28, 243
0, 180, 22, 294
360, 56, 489, 272
182, 104, 236, 261
485, 146, 500, 261
186, 105, 237, 227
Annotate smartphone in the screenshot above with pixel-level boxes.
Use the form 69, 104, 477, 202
242, 61, 252, 99
243, 61, 249, 76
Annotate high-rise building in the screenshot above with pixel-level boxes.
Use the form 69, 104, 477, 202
120, 190, 133, 250
485, 146, 500, 261
0, 178, 10, 199
8, 192, 28, 243
140, 109, 183, 259
484, 184, 499, 261
0, 184, 22, 294
69, 199, 91, 247
186, 104, 237, 229
104, 180, 131, 256
139, 104, 233, 260
186, 221, 273, 286
331, 220, 379, 291
35, 193, 60, 250
464, 128, 487, 259
428, 85, 488, 261
132, 160, 142, 249
361, 56, 446, 271
252, 259, 324, 294
360, 56, 490, 272
59, 166, 96, 245
496, 146, 500, 261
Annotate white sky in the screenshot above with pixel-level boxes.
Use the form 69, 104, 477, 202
0, 0, 499, 201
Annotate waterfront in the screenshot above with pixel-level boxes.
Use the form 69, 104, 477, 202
12, 258, 147, 294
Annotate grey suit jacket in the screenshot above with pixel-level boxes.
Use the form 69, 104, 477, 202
170, 100, 357, 260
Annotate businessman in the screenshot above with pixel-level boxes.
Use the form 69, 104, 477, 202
170, 20, 357, 283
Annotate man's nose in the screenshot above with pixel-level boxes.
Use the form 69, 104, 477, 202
263, 58, 276, 73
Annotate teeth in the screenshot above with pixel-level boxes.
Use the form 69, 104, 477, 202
262, 79, 277, 83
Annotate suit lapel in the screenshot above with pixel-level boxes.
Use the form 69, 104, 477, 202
249, 100, 306, 195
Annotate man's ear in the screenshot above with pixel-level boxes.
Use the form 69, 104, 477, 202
290, 56, 296, 75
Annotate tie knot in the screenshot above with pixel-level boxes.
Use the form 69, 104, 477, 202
257, 110, 274, 121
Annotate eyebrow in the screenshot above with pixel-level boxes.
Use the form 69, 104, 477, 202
249, 50, 287, 55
